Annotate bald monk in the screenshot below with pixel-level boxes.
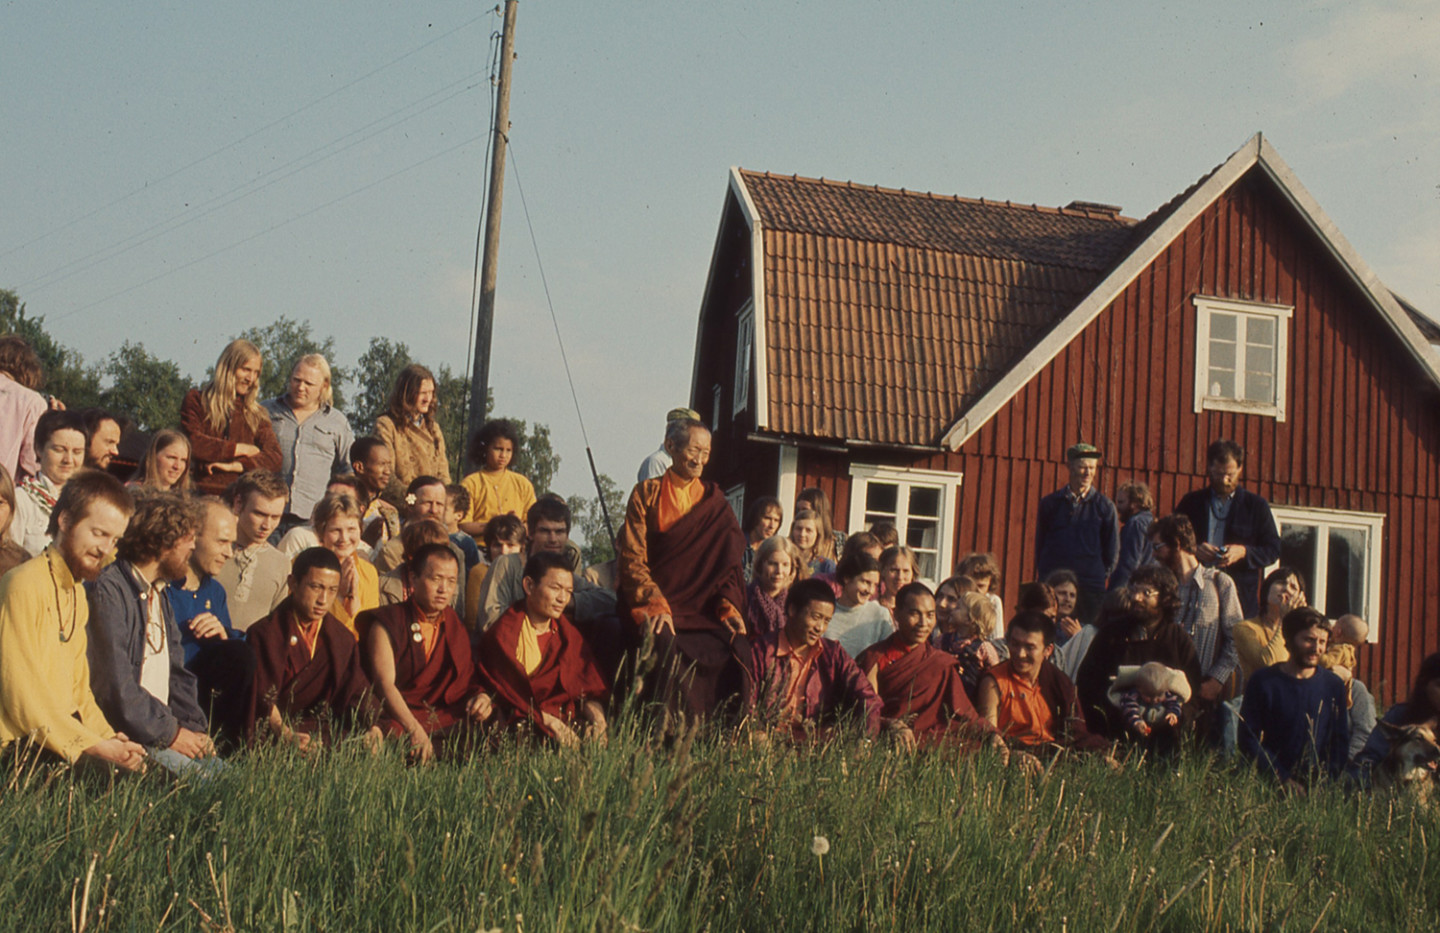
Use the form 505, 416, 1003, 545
475, 551, 610, 747
246, 547, 381, 749
359, 544, 492, 761
618, 419, 749, 719
743, 579, 881, 741
855, 582, 1001, 754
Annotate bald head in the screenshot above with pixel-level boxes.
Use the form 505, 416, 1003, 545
192, 499, 238, 579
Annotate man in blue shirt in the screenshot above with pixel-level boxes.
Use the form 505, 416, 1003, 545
263, 355, 354, 531
1035, 443, 1119, 625
1174, 439, 1280, 618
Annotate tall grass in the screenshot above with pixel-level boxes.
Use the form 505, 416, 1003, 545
1, 720, 1435, 932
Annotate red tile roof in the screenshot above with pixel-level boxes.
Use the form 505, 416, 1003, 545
739, 171, 1140, 446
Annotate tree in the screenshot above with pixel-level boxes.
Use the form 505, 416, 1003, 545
567, 472, 625, 566
233, 317, 348, 409
99, 342, 193, 431
0, 288, 102, 408
349, 337, 413, 434
509, 420, 559, 495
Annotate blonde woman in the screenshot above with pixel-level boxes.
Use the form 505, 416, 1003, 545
131, 430, 194, 495
374, 364, 450, 498
790, 509, 835, 576
746, 535, 800, 638
180, 339, 282, 496
313, 491, 378, 638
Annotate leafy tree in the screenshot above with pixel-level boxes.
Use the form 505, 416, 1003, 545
233, 317, 348, 409
0, 288, 102, 408
349, 337, 413, 435
567, 472, 625, 565
99, 341, 193, 431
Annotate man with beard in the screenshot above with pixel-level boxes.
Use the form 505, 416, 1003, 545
1239, 607, 1350, 791
1174, 440, 1280, 617
80, 408, 126, 473
0, 470, 146, 770
86, 491, 217, 775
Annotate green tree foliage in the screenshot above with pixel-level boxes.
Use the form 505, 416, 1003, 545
567, 471, 625, 565
348, 337, 413, 435
98, 341, 193, 431
233, 317, 349, 409
0, 288, 102, 408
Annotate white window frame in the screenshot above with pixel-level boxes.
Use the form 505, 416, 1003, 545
1192, 295, 1293, 421
846, 464, 964, 588
733, 302, 754, 415
725, 484, 746, 524
1267, 505, 1384, 642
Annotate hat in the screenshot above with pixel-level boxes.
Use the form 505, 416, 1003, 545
666, 407, 702, 424
1065, 442, 1102, 462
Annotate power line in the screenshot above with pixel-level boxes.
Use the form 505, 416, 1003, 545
0, 10, 491, 263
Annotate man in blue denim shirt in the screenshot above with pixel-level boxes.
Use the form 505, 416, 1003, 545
263, 355, 354, 528
1035, 443, 1119, 624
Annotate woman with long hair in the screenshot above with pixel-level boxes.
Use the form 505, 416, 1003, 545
1234, 566, 1307, 686
745, 535, 799, 639
180, 339, 282, 496
741, 496, 783, 583
132, 429, 194, 495
374, 363, 450, 498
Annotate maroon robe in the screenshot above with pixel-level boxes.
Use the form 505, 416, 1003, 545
855, 635, 995, 749
475, 605, 610, 738
357, 602, 485, 737
744, 631, 881, 740
246, 601, 377, 741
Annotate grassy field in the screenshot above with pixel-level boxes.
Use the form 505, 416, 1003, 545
1, 719, 1436, 933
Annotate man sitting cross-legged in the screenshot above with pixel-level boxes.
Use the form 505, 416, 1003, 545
246, 547, 381, 750
474, 551, 610, 748
86, 490, 219, 777
359, 544, 492, 762
0, 470, 146, 771
743, 578, 880, 741
855, 581, 1000, 753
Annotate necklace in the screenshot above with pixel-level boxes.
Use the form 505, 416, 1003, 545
46, 551, 78, 643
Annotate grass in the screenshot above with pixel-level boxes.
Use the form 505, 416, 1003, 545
1, 720, 1436, 933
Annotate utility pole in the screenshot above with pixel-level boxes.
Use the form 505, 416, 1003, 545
467, 0, 518, 460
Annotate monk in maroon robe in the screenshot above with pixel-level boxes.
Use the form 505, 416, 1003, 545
247, 548, 380, 747
854, 582, 1000, 753
475, 551, 610, 746
359, 544, 492, 761
618, 421, 750, 719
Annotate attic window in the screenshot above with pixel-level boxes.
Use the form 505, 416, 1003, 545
1192, 296, 1292, 421
733, 302, 754, 415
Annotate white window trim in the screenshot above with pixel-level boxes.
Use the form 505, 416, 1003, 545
725, 484, 746, 524
1267, 504, 1384, 643
733, 301, 754, 416
846, 464, 964, 588
1192, 295, 1293, 421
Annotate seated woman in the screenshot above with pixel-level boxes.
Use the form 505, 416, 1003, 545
180, 339, 281, 497
1044, 569, 1083, 646
876, 545, 917, 619
746, 535, 798, 639
313, 491, 379, 637
825, 551, 895, 659
740, 496, 783, 584
458, 418, 536, 539
789, 509, 835, 577
130, 429, 194, 495
1234, 567, 1306, 687
9, 410, 88, 556
359, 544, 491, 761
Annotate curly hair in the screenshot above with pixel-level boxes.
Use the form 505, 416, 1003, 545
467, 418, 520, 467
1127, 564, 1181, 625
116, 490, 202, 565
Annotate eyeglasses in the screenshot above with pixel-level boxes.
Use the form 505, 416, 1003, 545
1131, 586, 1160, 598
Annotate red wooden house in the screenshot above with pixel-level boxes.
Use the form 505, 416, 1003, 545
689, 134, 1440, 701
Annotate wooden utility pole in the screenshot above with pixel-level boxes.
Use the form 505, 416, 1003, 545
467, 0, 518, 458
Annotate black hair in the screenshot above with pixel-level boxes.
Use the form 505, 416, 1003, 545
523, 549, 573, 582
1007, 609, 1057, 646
292, 546, 343, 581
785, 578, 836, 615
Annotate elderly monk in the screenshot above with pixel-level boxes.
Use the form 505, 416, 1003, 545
855, 582, 999, 753
0, 470, 146, 771
743, 579, 881, 741
247, 548, 380, 749
475, 551, 610, 747
618, 419, 749, 719
359, 544, 491, 761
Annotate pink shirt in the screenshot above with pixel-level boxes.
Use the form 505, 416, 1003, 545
0, 372, 46, 481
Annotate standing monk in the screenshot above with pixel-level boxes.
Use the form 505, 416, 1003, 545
855, 582, 998, 752
618, 419, 749, 720
475, 551, 610, 747
359, 544, 491, 761
247, 548, 380, 749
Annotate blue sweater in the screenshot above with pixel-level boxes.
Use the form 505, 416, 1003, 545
1239, 665, 1349, 783
165, 576, 243, 667
1035, 486, 1119, 591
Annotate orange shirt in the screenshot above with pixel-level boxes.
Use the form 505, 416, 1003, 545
988, 660, 1056, 746
656, 472, 701, 533
775, 630, 821, 717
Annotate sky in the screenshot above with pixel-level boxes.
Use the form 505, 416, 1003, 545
3, 1, 1438, 504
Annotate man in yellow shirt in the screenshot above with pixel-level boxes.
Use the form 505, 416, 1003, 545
0, 469, 146, 770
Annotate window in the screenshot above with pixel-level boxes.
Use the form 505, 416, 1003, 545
1192, 296, 1292, 421
847, 465, 963, 586
711, 384, 722, 432
1268, 505, 1383, 641
725, 484, 746, 523
733, 303, 754, 415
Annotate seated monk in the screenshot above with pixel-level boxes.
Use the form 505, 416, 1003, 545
474, 551, 610, 747
976, 610, 1110, 756
855, 582, 1001, 754
743, 579, 881, 741
618, 419, 750, 720
359, 544, 492, 761
246, 547, 381, 749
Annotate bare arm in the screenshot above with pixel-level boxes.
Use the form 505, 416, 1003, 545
976, 674, 1001, 729
365, 622, 433, 760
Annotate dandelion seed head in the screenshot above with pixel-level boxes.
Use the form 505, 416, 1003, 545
810, 835, 830, 856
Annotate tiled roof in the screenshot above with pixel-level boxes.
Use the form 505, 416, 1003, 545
740, 171, 1140, 446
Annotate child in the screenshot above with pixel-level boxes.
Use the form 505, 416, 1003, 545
444, 484, 482, 571
876, 545, 917, 617
1110, 662, 1188, 750
954, 552, 1005, 638
825, 552, 896, 659
1321, 614, 1368, 707
480, 513, 526, 565
935, 591, 1000, 699
458, 418, 537, 537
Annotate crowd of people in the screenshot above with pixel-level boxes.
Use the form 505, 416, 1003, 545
0, 333, 1436, 794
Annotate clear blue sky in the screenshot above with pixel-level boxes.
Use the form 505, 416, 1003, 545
3, 1, 1437, 503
